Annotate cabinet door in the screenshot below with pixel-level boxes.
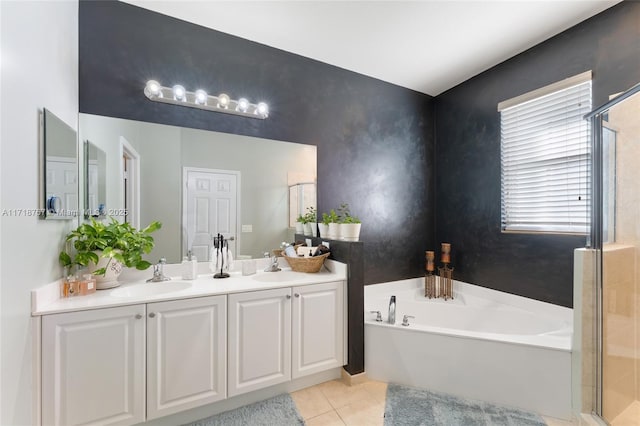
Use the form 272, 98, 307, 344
228, 288, 291, 396
42, 305, 145, 426
146, 295, 227, 420
292, 281, 344, 379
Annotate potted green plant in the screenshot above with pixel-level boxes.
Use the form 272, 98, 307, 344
59, 217, 162, 289
303, 206, 317, 236
295, 214, 305, 234
326, 209, 340, 239
338, 203, 362, 241
318, 212, 331, 238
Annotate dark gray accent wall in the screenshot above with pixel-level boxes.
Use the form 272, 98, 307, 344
79, 0, 435, 287
434, 1, 640, 307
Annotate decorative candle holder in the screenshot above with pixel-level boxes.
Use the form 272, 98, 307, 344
441, 242, 451, 264
437, 265, 454, 300
425, 251, 437, 298
438, 243, 453, 300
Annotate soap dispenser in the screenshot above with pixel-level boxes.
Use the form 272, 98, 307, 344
190, 251, 198, 279
181, 256, 191, 280
182, 250, 197, 280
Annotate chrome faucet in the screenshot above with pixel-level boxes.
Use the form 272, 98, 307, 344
388, 295, 396, 324
147, 258, 171, 282
263, 252, 281, 272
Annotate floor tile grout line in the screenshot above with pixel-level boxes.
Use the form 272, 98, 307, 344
334, 407, 349, 425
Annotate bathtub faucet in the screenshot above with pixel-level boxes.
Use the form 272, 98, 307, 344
388, 295, 396, 324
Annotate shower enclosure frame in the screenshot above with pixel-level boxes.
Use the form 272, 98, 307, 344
585, 81, 640, 423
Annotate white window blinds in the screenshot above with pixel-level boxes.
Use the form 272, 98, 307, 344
500, 76, 592, 234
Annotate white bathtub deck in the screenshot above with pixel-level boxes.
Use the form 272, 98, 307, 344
364, 278, 573, 420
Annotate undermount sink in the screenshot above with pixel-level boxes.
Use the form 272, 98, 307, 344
252, 271, 303, 283
110, 281, 192, 298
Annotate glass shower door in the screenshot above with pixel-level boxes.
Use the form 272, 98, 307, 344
593, 87, 640, 426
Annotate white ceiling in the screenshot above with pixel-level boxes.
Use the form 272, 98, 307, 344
124, 0, 621, 96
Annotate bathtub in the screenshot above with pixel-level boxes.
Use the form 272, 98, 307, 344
364, 278, 573, 419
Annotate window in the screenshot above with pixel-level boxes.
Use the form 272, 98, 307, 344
499, 72, 592, 234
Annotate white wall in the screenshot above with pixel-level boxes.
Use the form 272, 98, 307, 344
0, 1, 78, 424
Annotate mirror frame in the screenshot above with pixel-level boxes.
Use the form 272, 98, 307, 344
39, 108, 79, 220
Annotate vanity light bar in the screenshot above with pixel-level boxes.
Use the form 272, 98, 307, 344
143, 80, 269, 119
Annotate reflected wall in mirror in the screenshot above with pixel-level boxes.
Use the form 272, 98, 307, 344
78, 113, 316, 263
41, 108, 78, 219
289, 182, 316, 227
84, 140, 107, 218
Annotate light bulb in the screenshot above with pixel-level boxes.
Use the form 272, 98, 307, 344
172, 84, 186, 101
236, 98, 249, 112
257, 102, 269, 117
217, 93, 230, 108
145, 80, 162, 98
195, 89, 208, 105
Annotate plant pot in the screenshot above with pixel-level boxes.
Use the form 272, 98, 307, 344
310, 222, 317, 237
302, 222, 312, 235
327, 223, 340, 240
87, 251, 124, 289
340, 223, 361, 241
295, 222, 304, 234
318, 223, 329, 238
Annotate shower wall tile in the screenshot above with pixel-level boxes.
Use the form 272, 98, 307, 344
607, 94, 640, 407
602, 244, 637, 420
573, 248, 595, 414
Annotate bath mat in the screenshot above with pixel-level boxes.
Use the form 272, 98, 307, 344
384, 383, 546, 426
183, 393, 304, 426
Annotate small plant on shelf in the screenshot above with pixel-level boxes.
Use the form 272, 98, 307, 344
327, 209, 340, 223
304, 206, 317, 223
337, 203, 361, 241
338, 203, 361, 224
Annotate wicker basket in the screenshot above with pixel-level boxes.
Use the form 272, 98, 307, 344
284, 252, 330, 273
272, 244, 302, 258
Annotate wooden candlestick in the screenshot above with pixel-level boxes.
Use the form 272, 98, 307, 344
441, 243, 451, 264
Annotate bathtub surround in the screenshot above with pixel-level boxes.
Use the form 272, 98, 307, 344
183, 393, 303, 426
572, 249, 596, 416
365, 278, 572, 419
384, 383, 546, 426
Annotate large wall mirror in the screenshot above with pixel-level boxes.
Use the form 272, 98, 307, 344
84, 140, 107, 218
41, 108, 78, 219
78, 114, 317, 263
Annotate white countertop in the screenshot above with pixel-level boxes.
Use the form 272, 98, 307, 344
32, 259, 347, 316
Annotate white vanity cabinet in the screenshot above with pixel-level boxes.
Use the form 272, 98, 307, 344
41, 295, 227, 426
146, 295, 227, 420
35, 268, 347, 426
228, 281, 344, 397
228, 287, 292, 397
42, 304, 146, 426
292, 281, 344, 378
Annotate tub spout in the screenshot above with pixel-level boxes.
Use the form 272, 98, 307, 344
388, 295, 396, 324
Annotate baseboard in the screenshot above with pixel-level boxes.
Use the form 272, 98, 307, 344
341, 368, 368, 386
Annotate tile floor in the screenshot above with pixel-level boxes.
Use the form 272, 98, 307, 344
290, 379, 576, 426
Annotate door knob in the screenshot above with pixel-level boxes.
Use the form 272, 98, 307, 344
286, 294, 291, 299
135, 314, 142, 319
149, 312, 156, 318
294, 293, 300, 298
